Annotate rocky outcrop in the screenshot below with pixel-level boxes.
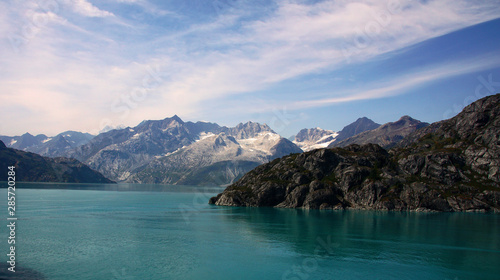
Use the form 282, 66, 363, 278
0, 141, 114, 183
396, 94, 500, 184
210, 94, 500, 212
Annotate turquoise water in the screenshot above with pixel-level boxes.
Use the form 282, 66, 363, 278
1, 183, 499, 280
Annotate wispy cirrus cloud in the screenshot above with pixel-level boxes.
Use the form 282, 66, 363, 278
135, 0, 500, 117
149, 0, 500, 88
67, 0, 115, 17
0, 0, 499, 135
286, 54, 500, 110
115, 0, 177, 17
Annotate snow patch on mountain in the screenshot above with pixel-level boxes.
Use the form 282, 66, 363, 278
238, 132, 282, 155
292, 128, 338, 152
197, 132, 216, 142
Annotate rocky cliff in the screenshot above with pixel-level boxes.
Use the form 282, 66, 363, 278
210, 94, 500, 212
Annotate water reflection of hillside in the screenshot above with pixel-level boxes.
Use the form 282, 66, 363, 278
11, 182, 223, 193
218, 207, 500, 275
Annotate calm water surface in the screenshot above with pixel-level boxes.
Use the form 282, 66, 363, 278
1, 183, 499, 280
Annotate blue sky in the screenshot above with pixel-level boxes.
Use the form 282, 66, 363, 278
1, 0, 500, 138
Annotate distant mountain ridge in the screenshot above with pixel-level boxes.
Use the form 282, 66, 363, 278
291, 117, 381, 152
291, 116, 428, 151
0, 131, 94, 157
330, 116, 429, 148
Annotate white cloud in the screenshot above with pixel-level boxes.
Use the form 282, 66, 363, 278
66, 0, 114, 17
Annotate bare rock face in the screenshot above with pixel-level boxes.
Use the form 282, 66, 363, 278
398, 93, 500, 184
210, 94, 500, 212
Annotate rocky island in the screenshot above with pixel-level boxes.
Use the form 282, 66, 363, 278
210, 94, 500, 212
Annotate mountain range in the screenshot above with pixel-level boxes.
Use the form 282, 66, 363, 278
209, 93, 500, 212
1, 112, 434, 185
61, 116, 302, 185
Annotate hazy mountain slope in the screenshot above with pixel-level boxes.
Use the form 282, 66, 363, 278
0, 140, 113, 183
0, 131, 94, 157
0, 133, 48, 150
26, 131, 94, 157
